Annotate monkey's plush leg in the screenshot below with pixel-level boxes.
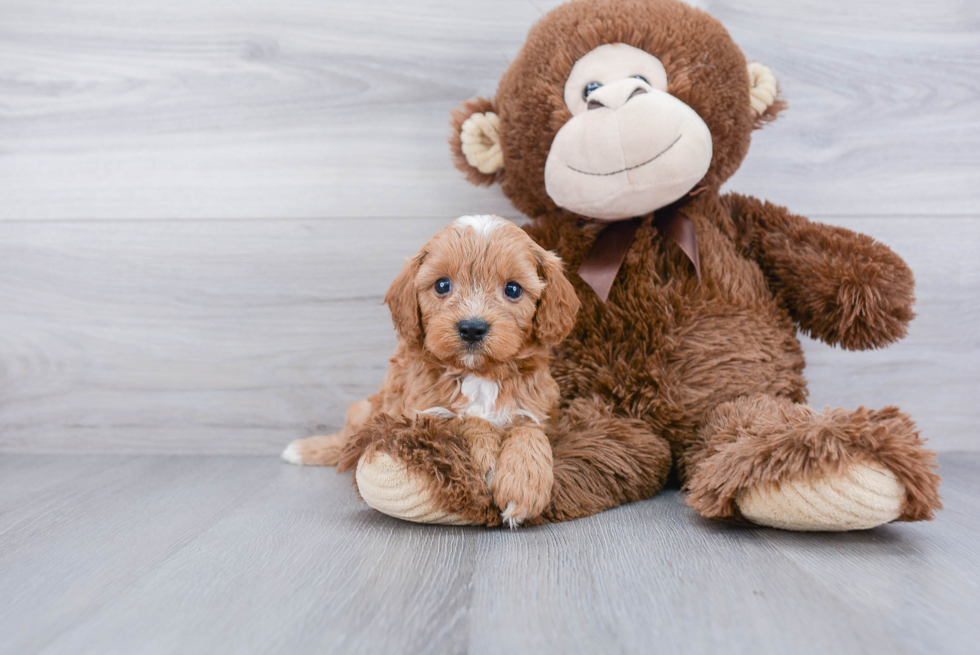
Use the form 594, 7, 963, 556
341, 400, 671, 526
492, 426, 554, 528
682, 394, 941, 530
281, 399, 373, 466
536, 398, 673, 524
338, 414, 501, 526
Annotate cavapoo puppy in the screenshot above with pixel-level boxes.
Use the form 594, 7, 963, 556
282, 215, 580, 526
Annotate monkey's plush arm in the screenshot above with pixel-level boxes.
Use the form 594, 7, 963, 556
723, 192, 915, 350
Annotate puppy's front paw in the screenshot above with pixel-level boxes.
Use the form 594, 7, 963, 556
281, 433, 346, 466
455, 417, 505, 487
491, 427, 554, 528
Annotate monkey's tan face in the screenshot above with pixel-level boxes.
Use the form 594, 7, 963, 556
415, 216, 545, 370
544, 43, 714, 221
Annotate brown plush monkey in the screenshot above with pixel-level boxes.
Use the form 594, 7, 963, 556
340, 0, 941, 530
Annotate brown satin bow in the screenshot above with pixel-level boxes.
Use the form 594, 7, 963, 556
577, 213, 702, 302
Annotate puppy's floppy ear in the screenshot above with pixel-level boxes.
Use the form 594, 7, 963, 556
532, 245, 580, 347
384, 252, 425, 345
450, 96, 503, 186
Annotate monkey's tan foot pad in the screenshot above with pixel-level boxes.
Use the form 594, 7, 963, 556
355, 452, 477, 525
736, 461, 905, 531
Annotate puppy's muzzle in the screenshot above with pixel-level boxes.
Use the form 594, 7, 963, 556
457, 318, 489, 345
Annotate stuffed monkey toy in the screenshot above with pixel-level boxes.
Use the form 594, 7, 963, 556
340, 0, 941, 530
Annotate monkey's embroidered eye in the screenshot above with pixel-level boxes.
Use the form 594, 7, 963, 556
633, 75, 649, 84
583, 81, 602, 100
503, 281, 523, 300
435, 278, 452, 296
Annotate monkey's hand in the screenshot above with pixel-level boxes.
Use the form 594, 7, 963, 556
724, 192, 915, 350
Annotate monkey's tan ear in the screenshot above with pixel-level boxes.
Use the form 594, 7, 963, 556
384, 252, 425, 345
450, 97, 503, 186
747, 62, 785, 128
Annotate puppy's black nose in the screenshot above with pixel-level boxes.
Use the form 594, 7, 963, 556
457, 319, 489, 344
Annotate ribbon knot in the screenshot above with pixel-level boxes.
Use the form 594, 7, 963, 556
577, 214, 701, 302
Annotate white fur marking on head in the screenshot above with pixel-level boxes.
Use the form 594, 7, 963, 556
454, 214, 505, 237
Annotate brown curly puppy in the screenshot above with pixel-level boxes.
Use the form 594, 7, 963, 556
284, 215, 579, 527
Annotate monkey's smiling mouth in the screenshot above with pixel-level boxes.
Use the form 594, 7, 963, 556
567, 134, 683, 177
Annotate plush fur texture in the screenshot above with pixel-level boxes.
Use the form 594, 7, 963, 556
286, 216, 580, 525
683, 395, 941, 523
351, 0, 941, 528
339, 414, 502, 526
722, 193, 916, 350
539, 398, 673, 524
453, 0, 760, 218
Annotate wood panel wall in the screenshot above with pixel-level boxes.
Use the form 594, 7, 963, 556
1, 0, 977, 453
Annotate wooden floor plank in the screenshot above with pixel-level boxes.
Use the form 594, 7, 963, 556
0, 453, 976, 654
0, 455, 283, 655
469, 499, 897, 655
23, 459, 475, 655
0, 0, 976, 219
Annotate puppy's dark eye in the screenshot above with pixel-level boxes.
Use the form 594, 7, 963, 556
503, 281, 523, 300
633, 75, 649, 84
434, 278, 452, 296
583, 81, 602, 100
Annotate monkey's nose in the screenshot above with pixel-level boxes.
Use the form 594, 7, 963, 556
457, 319, 489, 344
587, 78, 651, 110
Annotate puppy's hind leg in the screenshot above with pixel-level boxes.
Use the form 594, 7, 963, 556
282, 432, 347, 466
282, 399, 373, 466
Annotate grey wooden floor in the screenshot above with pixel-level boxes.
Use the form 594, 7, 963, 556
1, 453, 978, 655
1, 0, 979, 653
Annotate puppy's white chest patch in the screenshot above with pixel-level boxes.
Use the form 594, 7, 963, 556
420, 374, 540, 428
459, 374, 503, 424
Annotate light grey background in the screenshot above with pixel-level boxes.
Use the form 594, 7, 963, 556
0, 0, 977, 455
